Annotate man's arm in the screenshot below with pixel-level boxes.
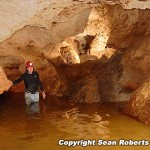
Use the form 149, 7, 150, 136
13, 74, 24, 85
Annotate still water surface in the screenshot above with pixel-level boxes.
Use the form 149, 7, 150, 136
0, 94, 149, 150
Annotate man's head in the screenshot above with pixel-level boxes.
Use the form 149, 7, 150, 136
25, 61, 34, 74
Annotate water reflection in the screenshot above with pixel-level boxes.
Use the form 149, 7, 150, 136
49, 107, 110, 139
0, 94, 150, 150
26, 102, 40, 114
25, 100, 47, 120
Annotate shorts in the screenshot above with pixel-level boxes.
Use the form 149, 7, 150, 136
25, 92, 39, 105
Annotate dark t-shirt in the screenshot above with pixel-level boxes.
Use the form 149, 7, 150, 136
13, 71, 44, 93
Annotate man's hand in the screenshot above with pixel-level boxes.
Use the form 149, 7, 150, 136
42, 91, 46, 99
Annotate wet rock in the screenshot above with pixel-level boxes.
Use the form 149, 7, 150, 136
120, 36, 150, 91
91, 114, 102, 122
124, 77, 150, 125
0, 66, 12, 94
70, 75, 101, 103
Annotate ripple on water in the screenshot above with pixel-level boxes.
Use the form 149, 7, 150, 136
0, 94, 149, 150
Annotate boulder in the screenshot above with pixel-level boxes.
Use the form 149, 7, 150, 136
120, 36, 150, 91
70, 75, 101, 103
0, 66, 12, 94
124, 77, 150, 125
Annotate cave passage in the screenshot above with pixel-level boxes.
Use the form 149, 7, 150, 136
0, 1, 150, 149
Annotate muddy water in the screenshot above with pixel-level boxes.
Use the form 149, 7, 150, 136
0, 93, 149, 150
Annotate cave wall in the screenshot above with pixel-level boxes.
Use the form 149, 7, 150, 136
0, 1, 93, 94
124, 77, 150, 125
61, 5, 150, 102
84, 5, 150, 55
0, 0, 149, 124
80, 4, 150, 124
0, 3, 149, 99
84, 4, 150, 90
0, 0, 93, 43
0, 66, 12, 94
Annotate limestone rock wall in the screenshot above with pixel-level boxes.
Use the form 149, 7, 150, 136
0, 0, 149, 43
0, 67, 12, 94
0, 0, 94, 43
70, 75, 101, 103
0, 36, 61, 95
124, 77, 150, 125
0, 1, 95, 95
120, 35, 150, 91
84, 5, 150, 56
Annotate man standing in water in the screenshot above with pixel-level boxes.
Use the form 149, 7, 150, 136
12, 61, 46, 106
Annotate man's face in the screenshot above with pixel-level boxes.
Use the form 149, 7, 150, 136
27, 66, 33, 74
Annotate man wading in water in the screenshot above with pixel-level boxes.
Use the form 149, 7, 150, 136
12, 61, 46, 107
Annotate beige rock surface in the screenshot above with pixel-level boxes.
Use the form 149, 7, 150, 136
70, 75, 101, 103
0, 0, 150, 43
84, 5, 150, 57
124, 77, 150, 125
120, 35, 150, 90
0, 66, 12, 94
0, 0, 93, 43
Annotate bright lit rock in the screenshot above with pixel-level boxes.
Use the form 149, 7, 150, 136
0, 66, 12, 94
